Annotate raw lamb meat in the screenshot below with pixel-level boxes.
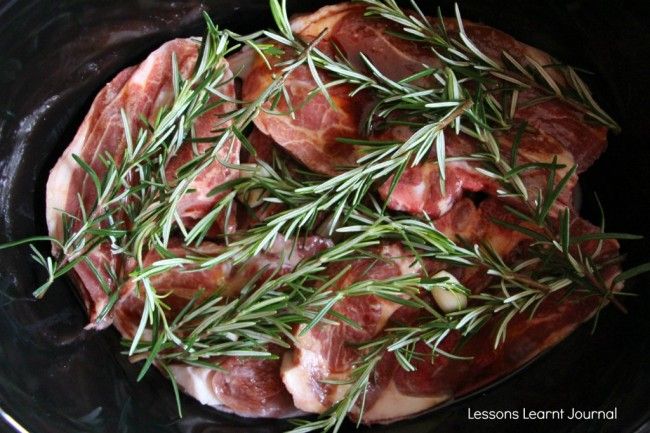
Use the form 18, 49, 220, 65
242, 3, 601, 218
46, 38, 240, 328
44, 1, 622, 426
116, 235, 332, 417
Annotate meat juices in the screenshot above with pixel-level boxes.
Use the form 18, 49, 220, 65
46, 1, 621, 425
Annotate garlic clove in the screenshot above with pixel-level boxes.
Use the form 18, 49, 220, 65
431, 270, 468, 313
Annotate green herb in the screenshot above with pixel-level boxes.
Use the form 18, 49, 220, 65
1, 1, 645, 433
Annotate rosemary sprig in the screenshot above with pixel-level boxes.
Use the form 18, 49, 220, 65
280, 204, 630, 432
360, 0, 620, 131
128, 198, 472, 371
131, 2, 479, 273
124, 16, 379, 356
1, 2, 644, 432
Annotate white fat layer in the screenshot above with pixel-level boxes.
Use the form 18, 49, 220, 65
437, 193, 456, 216
361, 380, 449, 424
411, 182, 426, 203
169, 365, 223, 407
520, 146, 573, 177
387, 244, 421, 276
46, 117, 90, 244
290, 3, 352, 36
281, 350, 328, 413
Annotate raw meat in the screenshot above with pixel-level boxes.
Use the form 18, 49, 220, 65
46, 1, 621, 424
46, 38, 240, 328
282, 243, 421, 413
115, 235, 332, 418
242, 3, 602, 218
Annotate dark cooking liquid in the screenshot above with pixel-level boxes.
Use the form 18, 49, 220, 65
0, 2, 649, 433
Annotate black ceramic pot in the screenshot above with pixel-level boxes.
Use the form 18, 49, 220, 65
1, 1, 649, 432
